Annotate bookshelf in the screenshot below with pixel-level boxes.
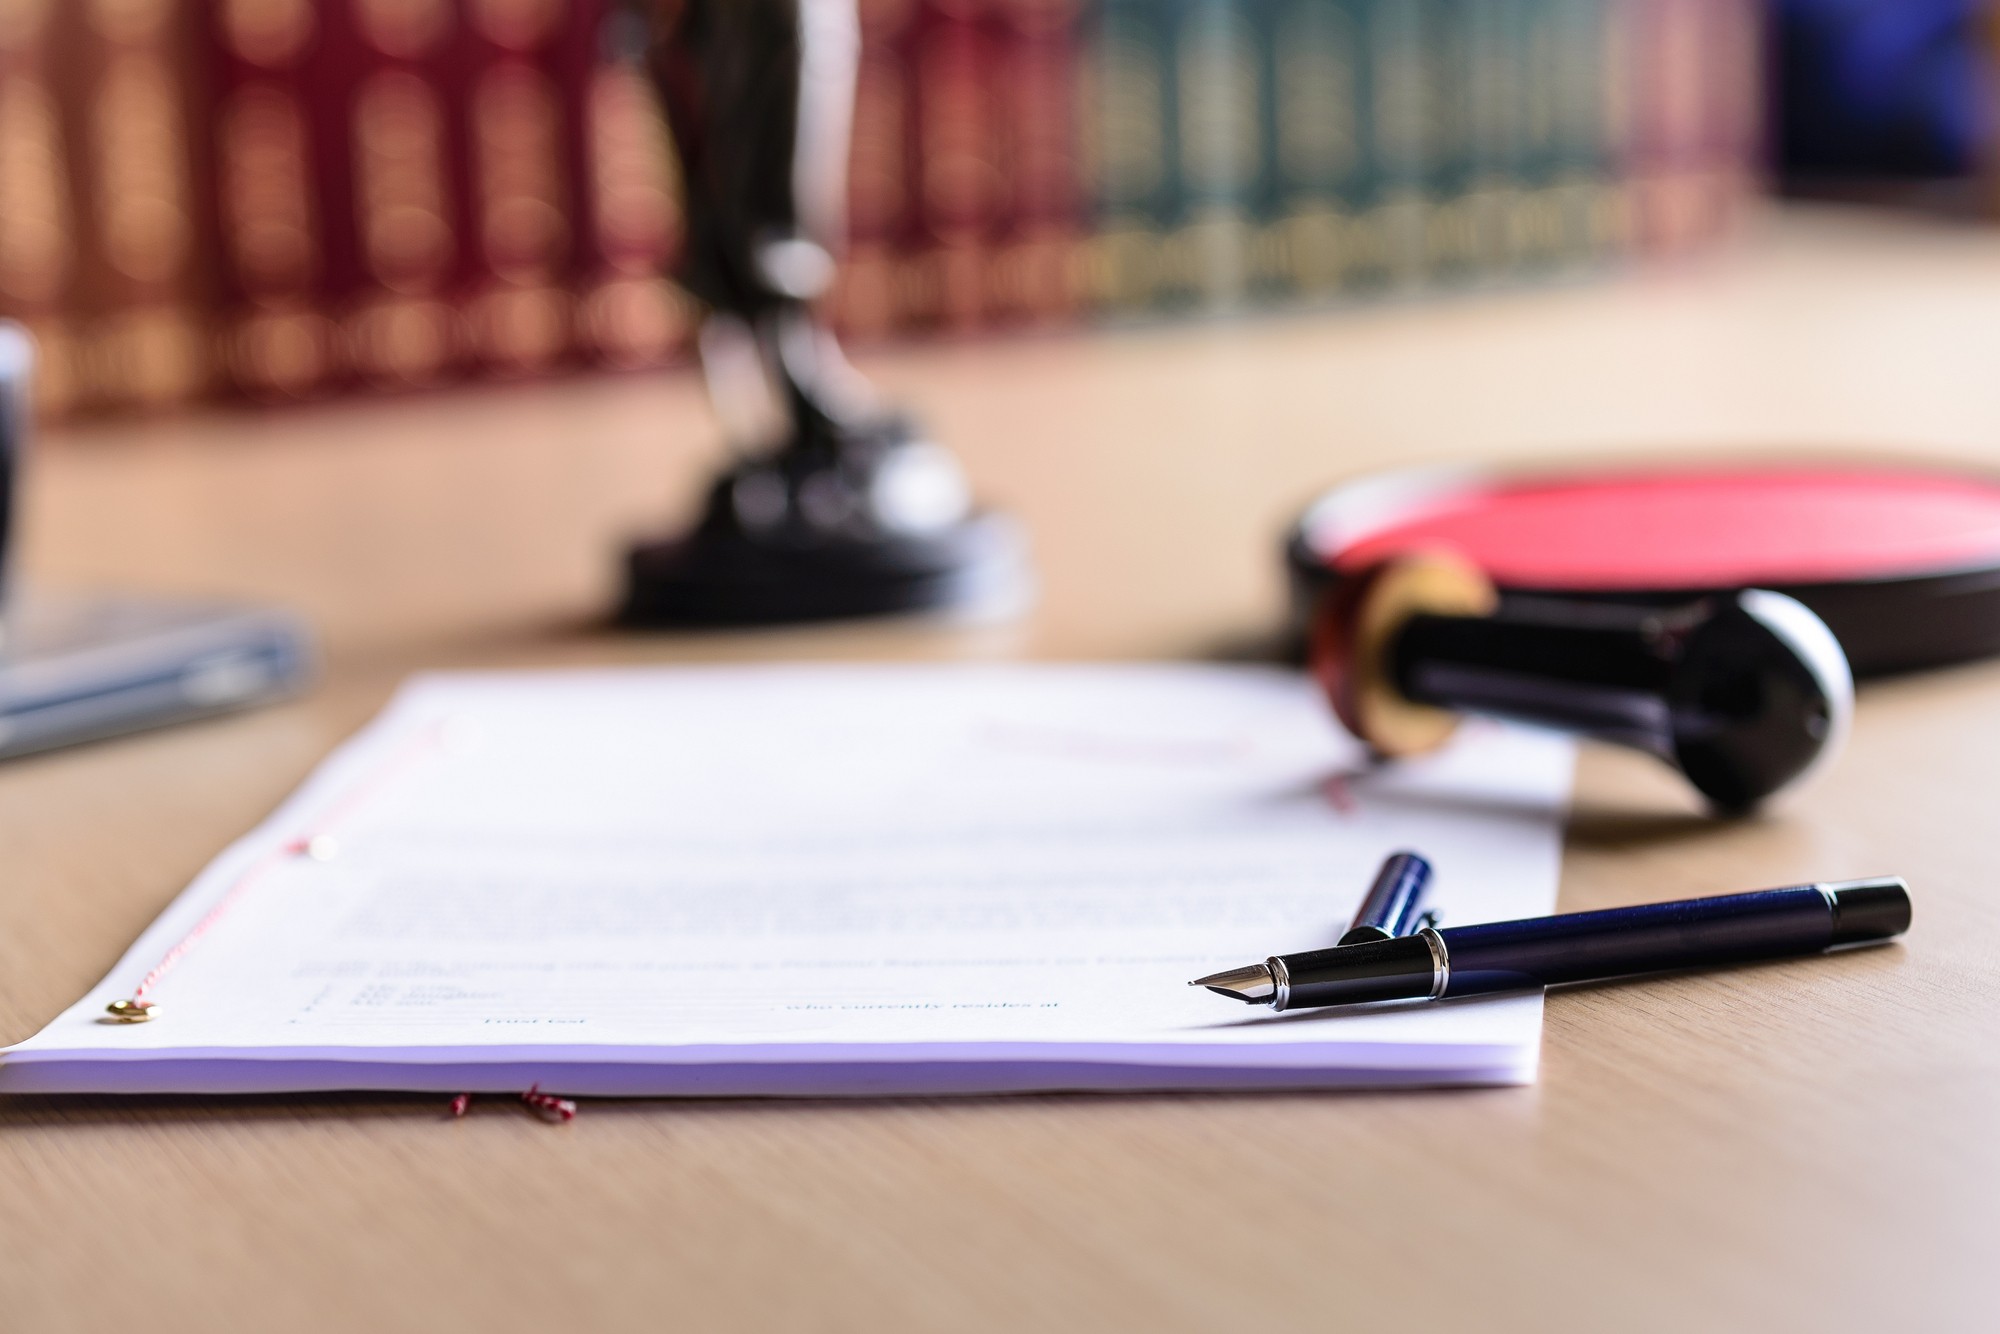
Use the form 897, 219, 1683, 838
1, 0, 1762, 420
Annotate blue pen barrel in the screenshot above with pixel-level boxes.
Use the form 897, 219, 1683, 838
1263, 878, 1909, 1011
1437, 878, 1910, 998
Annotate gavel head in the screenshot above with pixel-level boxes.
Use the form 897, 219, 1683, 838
1310, 551, 1854, 813
1664, 588, 1853, 812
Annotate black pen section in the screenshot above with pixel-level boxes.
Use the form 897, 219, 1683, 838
1280, 936, 1437, 1009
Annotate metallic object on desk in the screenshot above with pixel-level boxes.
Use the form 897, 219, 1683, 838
1309, 551, 1854, 814
103, 1000, 157, 1024
0, 323, 313, 760
617, 0, 1029, 626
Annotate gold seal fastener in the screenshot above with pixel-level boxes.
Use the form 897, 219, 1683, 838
102, 999, 158, 1024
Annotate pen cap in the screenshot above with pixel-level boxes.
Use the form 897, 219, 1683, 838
0, 318, 30, 640
1341, 851, 1432, 944
0, 322, 28, 623
1825, 877, 1911, 946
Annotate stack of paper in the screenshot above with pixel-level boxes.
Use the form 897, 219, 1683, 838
0, 665, 1572, 1096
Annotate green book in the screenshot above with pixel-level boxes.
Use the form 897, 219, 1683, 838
1076, 0, 1625, 316
1165, 0, 1265, 310
1354, 0, 1434, 290
1260, 0, 1366, 300
1081, 0, 1179, 316
1481, 0, 1535, 280
1542, 0, 1619, 267
1504, 0, 1566, 272
1422, 0, 1479, 285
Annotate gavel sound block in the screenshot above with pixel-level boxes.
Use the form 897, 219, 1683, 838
1310, 553, 1855, 813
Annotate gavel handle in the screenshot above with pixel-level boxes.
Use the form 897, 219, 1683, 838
1390, 604, 1682, 756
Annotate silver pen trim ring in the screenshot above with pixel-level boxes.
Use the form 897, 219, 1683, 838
1419, 926, 1449, 1000
1268, 956, 1291, 1012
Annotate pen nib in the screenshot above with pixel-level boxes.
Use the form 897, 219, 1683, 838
1189, 963, 1277, 1003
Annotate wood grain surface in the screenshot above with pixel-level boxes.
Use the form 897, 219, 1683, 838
2, 210, 1996, 1333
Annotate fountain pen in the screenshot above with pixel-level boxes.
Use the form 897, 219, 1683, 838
1192, 878, 1910, 1011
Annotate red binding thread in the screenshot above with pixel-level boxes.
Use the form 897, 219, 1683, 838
520, 1084, 577, 1123
118, 724, 448, 1009
445, 1088, 578, 1124
126, 843, 303, 1007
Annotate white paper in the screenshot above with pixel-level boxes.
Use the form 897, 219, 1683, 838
0, 665, 1573, 1096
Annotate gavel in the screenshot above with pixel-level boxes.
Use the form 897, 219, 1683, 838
1309, 552, 1854, 812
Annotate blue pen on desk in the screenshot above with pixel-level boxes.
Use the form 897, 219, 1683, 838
1193, 878, 1911, 1011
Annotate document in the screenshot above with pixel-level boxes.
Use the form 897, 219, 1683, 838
0, 665, 1573, 1096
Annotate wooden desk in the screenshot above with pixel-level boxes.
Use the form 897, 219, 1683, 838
3, 209, 1996, 1333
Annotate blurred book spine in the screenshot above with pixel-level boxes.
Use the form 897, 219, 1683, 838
1547, 0, 1620, 266
982, 0, 1083, 327
1167, 0, 1264, 309
208, 0, 339, 402
566, 1, 690, 370
833, 0, 917, 339
1081, 0, 1176, 314
456, 0, 578, 380
906, 0, 993, 332
51, 0, 214, 414
1263, 0, 1364, 301
1418, 0, 1478, 286
336, 0, 465, 391
0, 0, 81, 417
0, 0, 1765, 423
1356, 0, 1433, 289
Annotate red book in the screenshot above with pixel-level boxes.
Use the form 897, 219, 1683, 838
46, 0, 215, 414
558, 0, 692, 371
449, 0, 581, 379
833, 0, 922, 341
329, 0, 468, 391
980, 0, 1083, 326
204, 0, 340, 402
906, 0, 997, 333
0, 1, 83, 417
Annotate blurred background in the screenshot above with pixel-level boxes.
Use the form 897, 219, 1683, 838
0, 0, 1986, 427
